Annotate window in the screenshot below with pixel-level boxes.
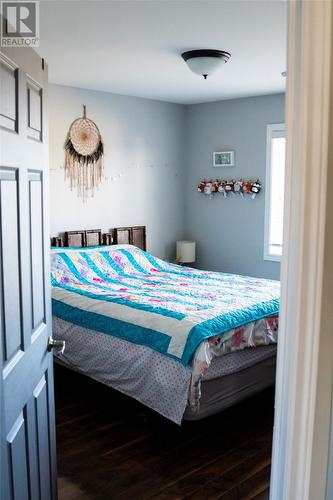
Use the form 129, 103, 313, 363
264, 124, 286, 261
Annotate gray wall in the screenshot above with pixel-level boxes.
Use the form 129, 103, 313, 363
49, 84, 185, 260
184, 94, 285, 279
49, 86, 284, 278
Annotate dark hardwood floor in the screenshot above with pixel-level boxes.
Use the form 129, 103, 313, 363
55, 364, 274, 500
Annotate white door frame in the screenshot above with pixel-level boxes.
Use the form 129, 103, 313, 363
270, 0, 333, 499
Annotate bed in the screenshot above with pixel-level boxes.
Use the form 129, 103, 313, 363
51, 226, 279, 424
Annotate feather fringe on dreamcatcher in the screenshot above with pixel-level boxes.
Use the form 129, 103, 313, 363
64, 105, 104, 202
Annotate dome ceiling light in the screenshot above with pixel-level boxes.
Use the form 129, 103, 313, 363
181, 49, 231, 80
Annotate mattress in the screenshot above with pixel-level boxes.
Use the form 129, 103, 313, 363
53, 317, 277, 424
183, 354, 277, 420
203, 344, 277, 380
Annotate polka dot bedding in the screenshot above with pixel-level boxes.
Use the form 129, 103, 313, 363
53, 314, 278, 424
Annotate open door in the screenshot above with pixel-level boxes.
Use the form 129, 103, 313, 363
0, 47, 58, 499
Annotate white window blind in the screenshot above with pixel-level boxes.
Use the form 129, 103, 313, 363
264, 124, 286, 261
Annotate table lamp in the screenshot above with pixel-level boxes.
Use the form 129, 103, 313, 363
176, 240, 196, 265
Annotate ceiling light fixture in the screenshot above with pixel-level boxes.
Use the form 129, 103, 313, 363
181, 49, 231, 80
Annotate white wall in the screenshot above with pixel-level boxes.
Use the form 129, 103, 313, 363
49, 84, 186, 260
183, 94, 285, 279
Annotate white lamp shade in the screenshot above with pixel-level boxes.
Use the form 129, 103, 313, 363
182, 50, 231, 79
186, 56, 223, 77
176, 240, 196, 263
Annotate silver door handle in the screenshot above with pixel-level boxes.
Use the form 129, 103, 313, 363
47, 337, 66, 355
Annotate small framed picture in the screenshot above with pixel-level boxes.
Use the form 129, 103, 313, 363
213, 151, 235, 167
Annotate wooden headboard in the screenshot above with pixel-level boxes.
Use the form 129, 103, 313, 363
51, 226, 146, 251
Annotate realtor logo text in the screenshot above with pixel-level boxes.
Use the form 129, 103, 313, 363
1, 1, 39, 47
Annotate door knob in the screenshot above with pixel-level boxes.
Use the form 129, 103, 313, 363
47, 337, 66, 355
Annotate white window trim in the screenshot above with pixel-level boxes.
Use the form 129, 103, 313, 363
264, 123, 286, 262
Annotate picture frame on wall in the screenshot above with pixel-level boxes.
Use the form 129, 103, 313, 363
213, 151, 235, 167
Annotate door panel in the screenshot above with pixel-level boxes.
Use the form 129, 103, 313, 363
34, 375, 52, 500
0, 168, 22, 362
27, 79, 42, 141
0, 57, 18, 132
7, 411, 30, 500
0, 47, 57, 500
29, 171, 45, 330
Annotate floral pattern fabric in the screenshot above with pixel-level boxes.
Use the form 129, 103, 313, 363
189, 315, 278, 409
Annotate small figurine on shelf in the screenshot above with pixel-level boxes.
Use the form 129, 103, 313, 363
211, 179, 219, 193
204, 181, 213, 195
242, 180, 252, 194
234, 179, 243, 197
218, 180, 227, 198
197, 180, 206, 193
224, 180, 234, 195
250, 180, 262, 199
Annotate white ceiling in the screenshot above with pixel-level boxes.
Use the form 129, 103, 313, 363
38, 0, 287, 105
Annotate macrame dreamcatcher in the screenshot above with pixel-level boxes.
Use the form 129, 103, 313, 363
64, 105, 104, 202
